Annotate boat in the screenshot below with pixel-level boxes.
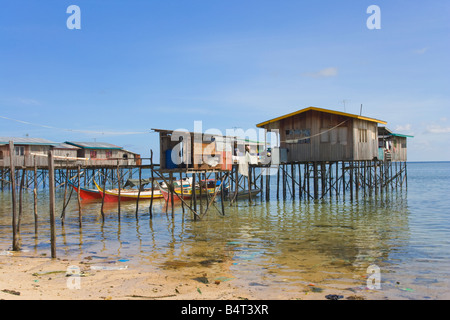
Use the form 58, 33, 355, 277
158, 179, 224, 202
231, 188, 261, 199
93, 180, 164, 202
69, 182, 103, 200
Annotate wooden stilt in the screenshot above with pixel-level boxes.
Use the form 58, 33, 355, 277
298, 163, 302, 200
48, 150, 56, 258
149, 150, 154, 219
101, 168, 107, 222
33, 156, 38, 233
61, 161, 69, 225
180, 171, 185, 214
220, 172, 225, 215
136, 165, 142, 219
192, 172, 197, 216
77, 165, 82, 227
199, 173, 203, 215
276, 165, 280, 200
9, 141, 19, 251
169, 171, 174, 217
17, 167, 25, 233
313, 162, 318, 200
117, 161, 121, 217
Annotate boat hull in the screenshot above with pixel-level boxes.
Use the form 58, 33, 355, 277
93, 181, 163, 202
159, 186, 220, 203
70, 183, 103, 200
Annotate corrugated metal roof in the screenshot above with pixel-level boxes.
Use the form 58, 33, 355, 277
256, 106, 387, 128
0, 137, 56, 145
389, 132, 414, 138
65, 141, 123, 150
378, 127, 414, 138
54, 143, 80, 149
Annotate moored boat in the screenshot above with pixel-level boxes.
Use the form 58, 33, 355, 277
69, 182, 103, 200
93, 180, 164, 202
158, 179, 224, 202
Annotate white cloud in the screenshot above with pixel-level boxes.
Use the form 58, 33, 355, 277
414, 47, 428, 55
424, 124, 450, 134
15, 97, 41, 105
302, 67, 338, 78
395, 124, 412, 133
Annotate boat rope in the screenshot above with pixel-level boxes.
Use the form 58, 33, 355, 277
0, 115, 148, 136
279, 119, 349, 143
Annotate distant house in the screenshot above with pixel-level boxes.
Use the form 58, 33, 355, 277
152, 128, 269, 171
0, 137, 56, 167
0, 138, 140, 168
378, 127, 413, 162
65, 141, 140, 166
152, 129, 232, 171
256, 107, 388, 163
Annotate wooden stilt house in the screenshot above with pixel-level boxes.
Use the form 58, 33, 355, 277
256, 106, 388, 163
378, 127, 413, 161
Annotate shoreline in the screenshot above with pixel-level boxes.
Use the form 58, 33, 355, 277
0, 252, 373, 301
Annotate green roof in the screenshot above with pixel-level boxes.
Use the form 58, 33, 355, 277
65, 141, 123, 150
390, 133, 414, 138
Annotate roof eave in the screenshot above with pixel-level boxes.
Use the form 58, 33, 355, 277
256, 106, 387, 127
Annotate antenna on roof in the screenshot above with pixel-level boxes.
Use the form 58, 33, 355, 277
360, 104, 363, 116
341, 99, 350, 112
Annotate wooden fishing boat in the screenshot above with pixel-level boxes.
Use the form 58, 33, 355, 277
69, 182, 103, 200
158, 179, 223, 202
93, 180, 164, 202
231, 188, 261, 199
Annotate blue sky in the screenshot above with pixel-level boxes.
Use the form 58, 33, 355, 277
0, 0, 449, 161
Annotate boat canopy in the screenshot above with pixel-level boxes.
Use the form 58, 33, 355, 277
123, 179, 152, 188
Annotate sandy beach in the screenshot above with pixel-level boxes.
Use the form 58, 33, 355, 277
0, 251, 371, 301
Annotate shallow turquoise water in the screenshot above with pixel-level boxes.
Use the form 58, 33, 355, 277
1, 162, 449, 299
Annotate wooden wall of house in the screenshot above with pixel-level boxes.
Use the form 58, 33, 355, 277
53, 148, 79, 159
0, 145, 51, 167
0, 144, 139, 168
262, 110, 356, 162
391, 136, 408, 161
159, 131, 189, 169
352, 119, 379, 160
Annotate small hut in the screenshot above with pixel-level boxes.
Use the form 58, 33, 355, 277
0, 137, 57, 167
64, 141, 140, 166
256, 107, 387, 163
152, 129, 234, 171
378, 127, 413, 161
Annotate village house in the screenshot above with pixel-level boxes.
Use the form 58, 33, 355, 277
256, 106, 388, 163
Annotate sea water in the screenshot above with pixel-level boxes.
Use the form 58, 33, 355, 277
0, 162, 449, 299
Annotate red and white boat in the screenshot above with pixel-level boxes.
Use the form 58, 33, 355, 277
93, 180, 164, 202
158, 179, 222, 202
69, 182, 103, 200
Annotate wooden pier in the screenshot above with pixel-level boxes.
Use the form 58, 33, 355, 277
0, 107, 412, 258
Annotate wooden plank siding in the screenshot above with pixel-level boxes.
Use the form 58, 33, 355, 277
258, 108, 384, 162
0, 145, 139, 168
390, 136, 408, 161
352, 119, 378, 161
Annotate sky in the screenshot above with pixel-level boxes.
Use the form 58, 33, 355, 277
0, 0, 449, 161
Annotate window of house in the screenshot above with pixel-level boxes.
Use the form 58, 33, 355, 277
105, 150, 112, 158
0, 151, 3, 160
90, 150, 97, 158
359, 129, 368, 143
339, 127, 347, 145
15, 146, 25, 156
286, 129, 295, 136
320, 128, 330, 143
330, 129, 338, 145
298, 129, 311, 144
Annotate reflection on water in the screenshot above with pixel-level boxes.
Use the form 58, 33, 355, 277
1, 162, 450, 299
